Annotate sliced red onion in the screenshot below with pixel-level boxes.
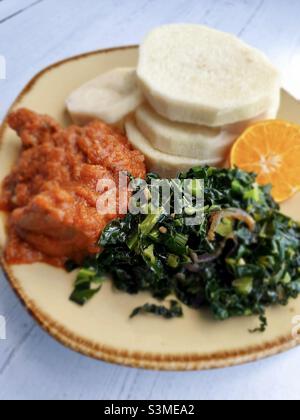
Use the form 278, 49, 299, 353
208, 208, 256, 242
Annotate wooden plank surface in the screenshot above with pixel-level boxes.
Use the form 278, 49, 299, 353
0, 0, 300, 400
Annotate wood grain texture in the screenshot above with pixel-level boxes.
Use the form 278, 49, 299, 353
1, 0, 300, 400
0, 0, 43, 23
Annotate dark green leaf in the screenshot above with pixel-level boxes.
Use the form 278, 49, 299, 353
130, 301, 183, 319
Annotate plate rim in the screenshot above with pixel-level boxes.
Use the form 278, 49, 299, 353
0, 45, 298, 371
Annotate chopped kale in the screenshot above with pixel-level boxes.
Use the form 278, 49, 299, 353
130, 301, 183, 319
70, 167, 300, 330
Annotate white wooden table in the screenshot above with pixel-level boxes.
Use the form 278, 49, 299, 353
1, 0, 300, 401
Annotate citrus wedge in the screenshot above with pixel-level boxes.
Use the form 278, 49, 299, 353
231, 120, 300, 202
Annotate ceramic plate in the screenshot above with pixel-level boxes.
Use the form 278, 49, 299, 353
1, 46, 300, 371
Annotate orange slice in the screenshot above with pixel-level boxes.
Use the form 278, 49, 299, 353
230, 120, 300, 202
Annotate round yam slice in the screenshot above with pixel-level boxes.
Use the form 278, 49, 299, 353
125, 116, 223, 178
137, 24, 280, 127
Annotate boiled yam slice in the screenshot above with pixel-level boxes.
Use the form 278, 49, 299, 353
66, 68, 144, 126
136, 104, 236, 160
125, 117, 223, 178
137, 24, 280, 126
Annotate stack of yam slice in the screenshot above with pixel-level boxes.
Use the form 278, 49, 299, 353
127, 24, 280, 177
67, 24, 281, 178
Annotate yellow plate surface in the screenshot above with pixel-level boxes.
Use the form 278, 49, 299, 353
1, 46, 300, 370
